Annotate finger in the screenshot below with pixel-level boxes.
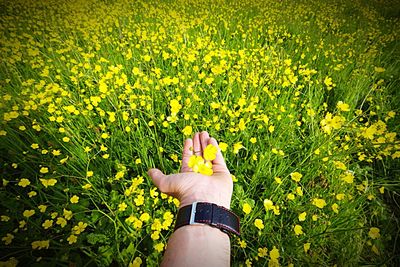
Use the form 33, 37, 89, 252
199, 131, 210, 152
193, 132, 201, 156
148, 168, 170, 193
181, 138, 193, 173
209, 138, 230, 174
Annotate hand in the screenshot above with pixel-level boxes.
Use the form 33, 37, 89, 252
148, 131, 232, 209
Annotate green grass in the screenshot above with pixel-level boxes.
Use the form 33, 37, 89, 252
0, 0, 399, 266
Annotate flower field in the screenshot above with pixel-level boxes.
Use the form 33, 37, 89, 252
1, 0, 399, 265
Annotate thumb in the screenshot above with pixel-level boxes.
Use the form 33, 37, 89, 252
148, 168, 169, 193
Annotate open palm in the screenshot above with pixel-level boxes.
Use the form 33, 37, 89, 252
148, 131, 233, 209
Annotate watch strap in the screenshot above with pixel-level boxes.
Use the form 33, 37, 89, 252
174, 202, 240, 236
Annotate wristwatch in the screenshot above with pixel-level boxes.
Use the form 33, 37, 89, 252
174, 202, 240, 236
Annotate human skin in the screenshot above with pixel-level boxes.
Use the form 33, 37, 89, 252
148, 131, 233, 267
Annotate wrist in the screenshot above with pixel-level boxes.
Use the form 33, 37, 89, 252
179, 192, 232, 210
180, 197, 231, 210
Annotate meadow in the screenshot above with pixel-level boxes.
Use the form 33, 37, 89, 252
0, 0, 399, 266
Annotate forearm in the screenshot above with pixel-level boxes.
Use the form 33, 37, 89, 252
161, 225, 231, 267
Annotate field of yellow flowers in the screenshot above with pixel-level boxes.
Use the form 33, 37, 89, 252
1, 0, 399, 266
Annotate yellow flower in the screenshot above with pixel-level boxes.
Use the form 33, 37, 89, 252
86, 171, 94, 177
67, 235, 77, 244
312, 198, 327, 209
198, 163, 213, 176
1, 215, 10, 222
296, 186, 303, 196
151, 231, 160, 240
337, 101, 350, 112
40, 178, 57, 188
143, 55, 151, 62
82, 183, 92, 190
70, 195, 79, 204
379, 187, 384, 194
129, 257, 142, 267
170, 99, 182, 115
18, 178, 30, 188
108, 112, 116, 123
298, 212, 307, 221
264, 199, 274, 210
140, 213, 150, 222
268, 125, 275, 133
254, 219, 264, 230
28, 191, 37, 198
340, 171, 354, 183
242, 203, 252, 214
31, 143, 39, 149
31, 240, 50, 250
287, 193, 295, 200
270, 246, 280, 260
331, 203, 339, 213
182, 125, 192, 136
336, 193, 345, 200
231, 174, 238, 182
2, 233, 14, 245
40, 167, 49, 174
372, 244, 380, 255
324, 76, 333, 87
23, 210, 35, 218
250, 137, 257, 144
333, 161, 347, 170
188, 155, 213, 176
204, 144, 217, 161
42, 220, 53, 229
56, 217, 67, 228
62, 137, 70, 142
294, 225, 303, 235
238, 239, 247, 248
38, 205, 47, 213
258, 247, 268, 257
320, 112, 345, 134
368, 227, 380, 239
374, 67, 385, 73
233, 142, 244, 154
154, 242, 165, 252
290, 172, 302, 182
118, 202, 128, 211
219, 142, 228, 152
304, 243, 311, 253
205, 77, 214, 85
73, 222, 88, 235
63, 209, 72, 220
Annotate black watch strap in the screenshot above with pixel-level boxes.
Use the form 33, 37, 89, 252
174, 202, 240, 236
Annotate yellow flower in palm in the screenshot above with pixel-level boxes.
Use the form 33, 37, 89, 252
203, 144, 217, 161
